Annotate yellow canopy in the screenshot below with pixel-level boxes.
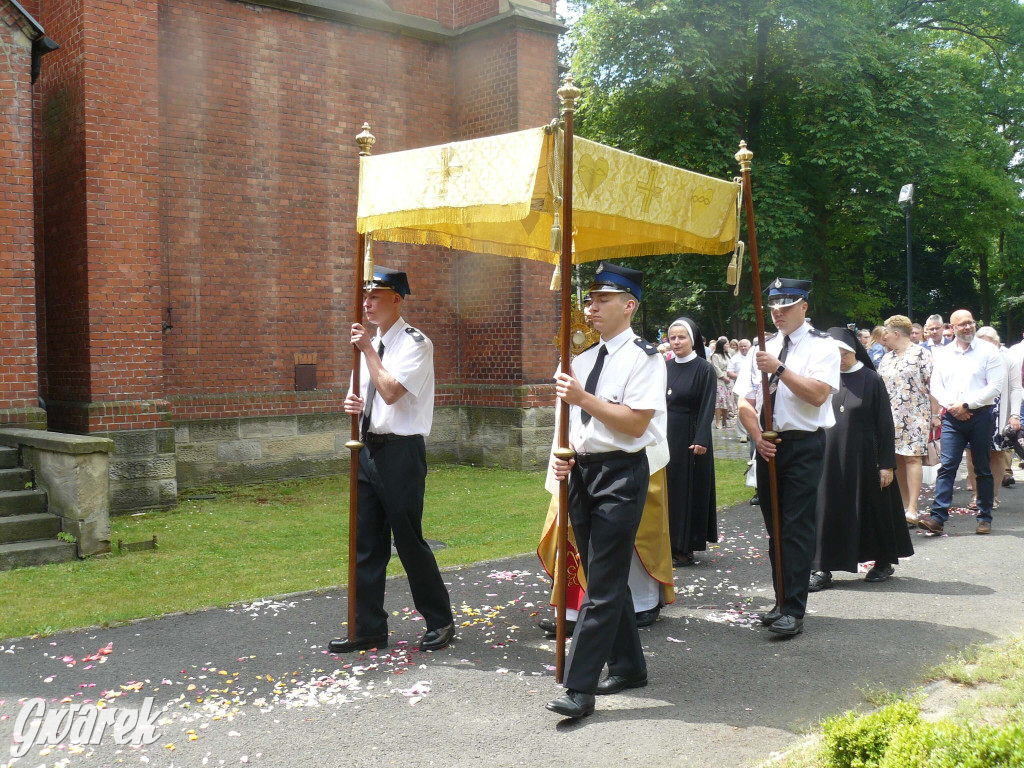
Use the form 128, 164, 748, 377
356, 127, 740, 263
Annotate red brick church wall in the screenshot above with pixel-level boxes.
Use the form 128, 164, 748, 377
30, 0, 562, 502
0, 1, 43, 426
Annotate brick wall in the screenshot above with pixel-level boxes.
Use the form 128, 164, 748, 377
0, 2, 41, 423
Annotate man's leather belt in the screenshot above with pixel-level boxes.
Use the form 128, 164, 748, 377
775, 428, 823, 441
574, 449, 645, 465
364, 432, 416, 445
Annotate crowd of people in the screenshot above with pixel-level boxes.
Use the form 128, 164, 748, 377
328, 260, 1023, 723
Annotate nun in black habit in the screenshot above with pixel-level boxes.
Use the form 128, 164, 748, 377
664, 318, 718, 567
809, 327, 914, 590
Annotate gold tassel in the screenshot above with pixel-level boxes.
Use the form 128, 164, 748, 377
363, 236, 375, 287
550, 207, 562, 253
550, 263, 561, 291
727, 241, 745, 296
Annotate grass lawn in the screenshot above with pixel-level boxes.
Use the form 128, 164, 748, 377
0, 459, 749, 640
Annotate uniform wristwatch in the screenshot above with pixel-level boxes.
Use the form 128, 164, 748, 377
776, 364, 787, 377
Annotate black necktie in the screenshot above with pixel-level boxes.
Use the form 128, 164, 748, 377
361, 340, 385, 438
762, 334, 790, 429
580, 344, 608, 425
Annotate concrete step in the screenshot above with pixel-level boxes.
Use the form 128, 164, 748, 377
0, 539, 77, 571
0, 512, 61, 545
0, 467, 33, 492
0, 446, 17, 469
0, 489, 47, 517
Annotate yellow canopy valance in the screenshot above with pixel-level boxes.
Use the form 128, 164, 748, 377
356, 127, 740, 263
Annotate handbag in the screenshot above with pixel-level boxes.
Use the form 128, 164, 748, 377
923, 425, 941, 467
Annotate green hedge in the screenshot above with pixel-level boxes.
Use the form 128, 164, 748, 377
822, 701, 1024, 768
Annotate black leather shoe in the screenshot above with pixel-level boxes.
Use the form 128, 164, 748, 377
634, 606, 660, 627
328, 634, 388, 654
419, 622, 455, 651
768, 615, 803, 636
864, 563, 895, 582
595, 671, 648, 695
545, 690, 595, 719
537, 616, 577, 636
672, 552, 695, 567
759, 606, 782, 626
749, 495, 760, 506
808, 570, 833, 592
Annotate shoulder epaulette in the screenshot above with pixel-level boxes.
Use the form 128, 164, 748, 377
404, 326, 426, 342
634, 338, 659, 356
808, 328, 830, 339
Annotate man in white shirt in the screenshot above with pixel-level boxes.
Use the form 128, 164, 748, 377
735, 278, 840, 637
545, 262, 666, 720
329, 266, 455, 654
919, 309, 1005, 535
922, 314, 948, 352
728, 339, 752, 440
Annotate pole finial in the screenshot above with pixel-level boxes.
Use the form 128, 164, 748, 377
735, 140, 753, 172
356, 122, 376, 156
557, 73, 581, 114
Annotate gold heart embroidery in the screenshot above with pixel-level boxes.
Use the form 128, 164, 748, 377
691, 186, 713, 207
577, 154, 608, 196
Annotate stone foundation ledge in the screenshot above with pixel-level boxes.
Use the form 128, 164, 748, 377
0, 427, 112, 556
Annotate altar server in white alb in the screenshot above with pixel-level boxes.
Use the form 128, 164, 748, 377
546, 262, 667, 721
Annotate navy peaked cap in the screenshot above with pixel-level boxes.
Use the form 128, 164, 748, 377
366, 266, 411, 297
588, 262, 644, 301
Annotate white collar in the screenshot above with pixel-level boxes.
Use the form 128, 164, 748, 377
844, 361, 864, 373
673, 351, 698, 363
600, 326, 635, 355
377, 316, 408, 346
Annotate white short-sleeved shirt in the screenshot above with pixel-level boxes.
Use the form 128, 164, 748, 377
733, 322, 841, 432
565, 327, 668, 455
726, 351, 748, 376
351, 317, 434, 436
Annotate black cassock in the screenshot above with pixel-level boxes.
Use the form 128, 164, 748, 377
815, 366, 914, 572
665, 356, 718, 556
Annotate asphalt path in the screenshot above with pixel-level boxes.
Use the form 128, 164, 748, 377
2, 469, 1023, 768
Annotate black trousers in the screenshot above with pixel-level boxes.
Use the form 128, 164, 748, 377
564, 452, 649, 694
354, 436, 452, 637
755, 429, 825, 619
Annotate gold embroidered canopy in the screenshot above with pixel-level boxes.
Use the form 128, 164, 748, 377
356, 126, 740, 262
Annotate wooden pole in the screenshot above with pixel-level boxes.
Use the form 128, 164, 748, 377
734, 141, 785, 609
345, 122, 376, 638
553, 74, 580, 683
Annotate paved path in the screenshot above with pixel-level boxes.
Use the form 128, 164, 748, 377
2, 467, 1023, 768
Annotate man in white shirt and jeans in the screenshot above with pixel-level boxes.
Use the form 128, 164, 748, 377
920, 309, 1005, 535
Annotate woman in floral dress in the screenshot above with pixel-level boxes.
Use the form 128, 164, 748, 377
877, 315, 935, 525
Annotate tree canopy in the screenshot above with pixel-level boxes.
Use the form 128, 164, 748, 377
566, 0, 1024, 340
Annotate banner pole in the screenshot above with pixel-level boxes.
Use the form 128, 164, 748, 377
734, 141, 784, 609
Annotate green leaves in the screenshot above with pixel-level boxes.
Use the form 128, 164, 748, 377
569, 0, 1024, 332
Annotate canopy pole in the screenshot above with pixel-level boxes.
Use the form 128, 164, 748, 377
553, 74, 580, 684
734, 141, 784, 609
345, 122, 376, 638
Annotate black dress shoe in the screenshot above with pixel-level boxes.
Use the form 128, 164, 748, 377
595, 671, 648, 695
864, 563, 895, 582
419, 622, 455, 651
749, 494, 760, 506
672, 552, 695, 567
545, 689, 595, 719
328, 634, 388, 653
768, 615, 803, 636
759, 606, 782, 626
634, 606, 660, 627
808, 570, 833, 592
537, 616, 577, 636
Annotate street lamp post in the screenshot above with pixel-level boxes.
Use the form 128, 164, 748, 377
899, 184, 914, 318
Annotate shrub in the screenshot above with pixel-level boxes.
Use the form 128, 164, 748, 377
821, 700, 921, 768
